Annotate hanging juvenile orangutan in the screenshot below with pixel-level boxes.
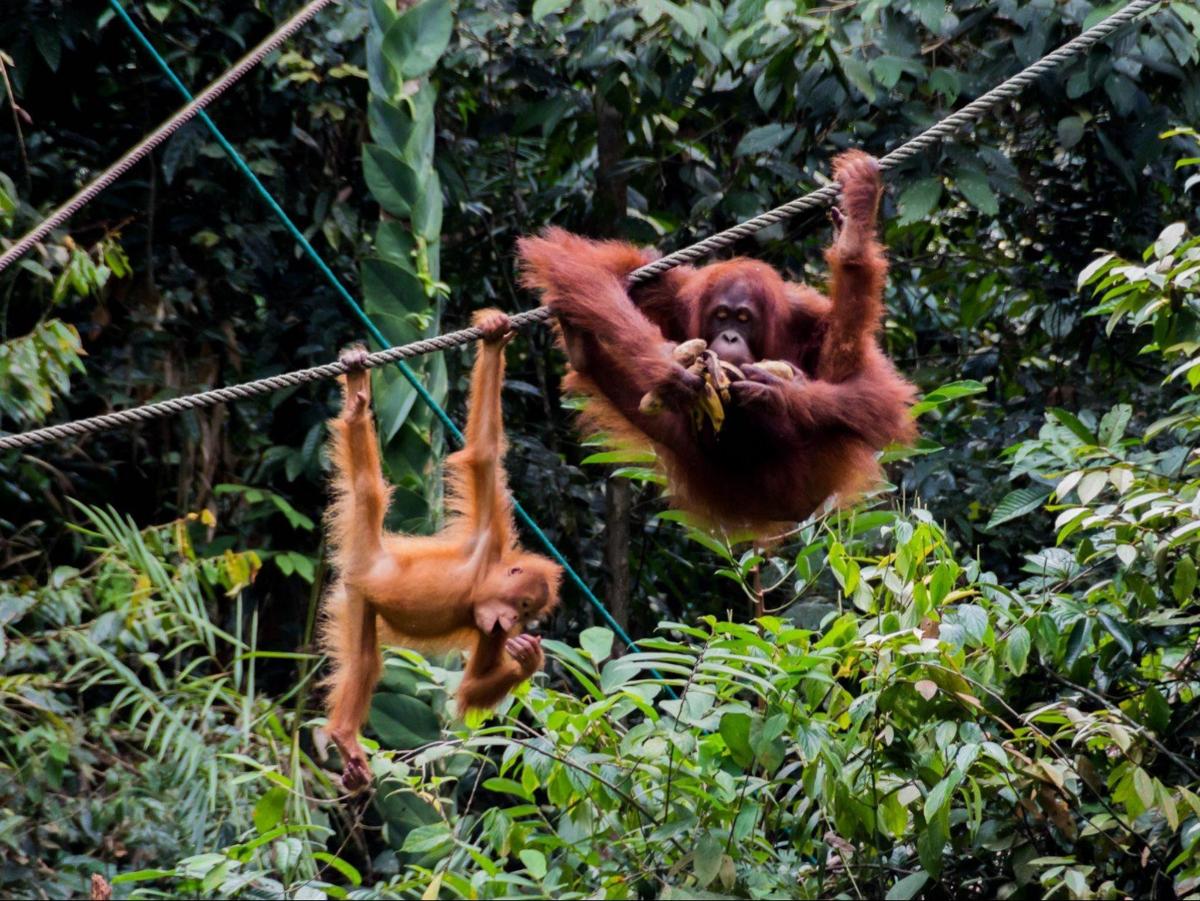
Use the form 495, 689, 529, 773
320, 310, 562, 789
518, 151, 917, 536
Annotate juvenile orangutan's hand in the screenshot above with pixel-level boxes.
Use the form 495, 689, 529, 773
505, 633, 544, 678
339, 346, 371, 420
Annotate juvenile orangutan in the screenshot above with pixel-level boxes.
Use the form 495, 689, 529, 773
320, 311, 561, 788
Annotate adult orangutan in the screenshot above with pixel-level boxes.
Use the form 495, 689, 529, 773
518, 151, 916, 535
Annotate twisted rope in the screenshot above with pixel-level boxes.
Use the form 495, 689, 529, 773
0, 0, 1160, 454
0, 0, 336, 275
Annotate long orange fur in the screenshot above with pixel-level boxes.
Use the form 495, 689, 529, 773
319, 311, 561, 787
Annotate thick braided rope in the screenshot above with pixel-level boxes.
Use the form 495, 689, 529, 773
0, 0, 336, 275
0, 307, 547, 451
629, 0, 1159, 283
0, 0, 1159, 453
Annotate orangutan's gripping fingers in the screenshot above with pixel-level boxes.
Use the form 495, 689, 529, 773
731, 379, 788, 416
505, 633, 544, 677
656, 364, 705, 410
475, 310, 514, 345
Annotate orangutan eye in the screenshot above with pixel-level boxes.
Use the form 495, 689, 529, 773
715, 309, 729, 320
737, 310, 750, 322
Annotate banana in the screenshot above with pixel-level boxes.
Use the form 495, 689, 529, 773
638, 351, 797, 432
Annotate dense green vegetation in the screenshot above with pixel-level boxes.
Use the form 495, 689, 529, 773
2, 1, 1199, 897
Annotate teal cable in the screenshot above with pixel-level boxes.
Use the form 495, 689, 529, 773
109, 0, 654, 661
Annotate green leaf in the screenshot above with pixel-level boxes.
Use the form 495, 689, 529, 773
733, 123, 795, 157
1048, 408, 1097, 445
361, 256, 428, 316
911, 0, 945, 30
412, 170, 444, 240
363, 144, 420, 217
693, 831, 723, 887
1098, 404, 1131, 446
1143, 685, 1170, 734
916, 811, 946, 876
924, 770, 961, 821
719, 712, 754, 767
532, 0, 570, 20
600, 656, 643, 693
252, 787, 288, 834
955, 168, 998, 215
483, 777, 533, 800
1173, 556, 1197, 604
313, 852, 363, 886
1005, 625, 1031, 675
897, 177, 942, 226
1153, 222, 1187, 259
909, 380, 985, 416
1133, 767, 1155, 809
382, 0, 453, 81
1077, 252, 1116, 288
1077, 471, 1107, 504
579, 627, 614, 662
1057, 116, 1085, 149
886, 871, 930, 901
369, 692, 441, 748
401, 822, 452, 855
1097, 612, 1134, 657
986, 487, 1050, 530
112, 870, 177, 885
580, 449, 658, 465
519, 848, 547, 879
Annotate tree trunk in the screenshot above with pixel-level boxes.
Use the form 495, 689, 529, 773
594, 91, 633, 632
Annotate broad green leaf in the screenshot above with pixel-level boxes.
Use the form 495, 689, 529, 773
1097, 612, 1134, 656
1153, 222, 1187, 259
313, 852, 363, 886
252, 787, 288, 834
910, 380, 985, 416
382, 0, 453, 81
1004, 625, 1031, 675
361, 256, 428, 316
579, 627, 614, 662
693, 831, 723, 887
600, 656, 643, 693
886, 871, 930, 901
911, 0, 945, 30
1133, 767, 1155, 809
924, 770, 961, 821
1077, 252, 1116, 288
1098, 404, 1131, 446
719, 712, 754, 767
401, 823, 452, 855
532, 0, 570, 21
363, 145, 420, 217
112, 870, 177, 885
897, 177, 942, 226
734, 123, 795, 157
1057, 116, 1085, 149
986, 487, 1050, 530
519, 849, 547, 879
369, 692, 440, 748
1048, 408, 1097, 445
1077, 471, 1107, 504
955, 168, 999, 215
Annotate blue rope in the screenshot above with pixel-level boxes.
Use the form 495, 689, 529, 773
109, 0, 654, 662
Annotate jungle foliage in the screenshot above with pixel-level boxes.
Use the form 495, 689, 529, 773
1, 0, 1199, 898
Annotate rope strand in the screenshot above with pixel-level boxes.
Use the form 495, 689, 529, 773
0, 0, 336, 275
0, 0, 1161, 456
